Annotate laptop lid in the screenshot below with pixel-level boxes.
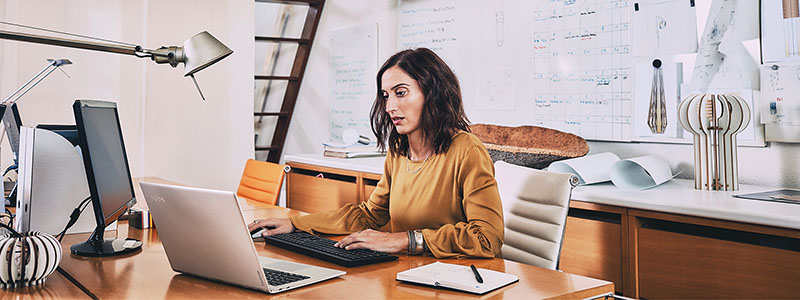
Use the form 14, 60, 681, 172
140, 182, 270, 292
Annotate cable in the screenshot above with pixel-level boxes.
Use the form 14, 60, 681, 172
56, 196, 92, 242
2, 208, 13, 226
0, 220, 22, 237
0, 20, 139, 47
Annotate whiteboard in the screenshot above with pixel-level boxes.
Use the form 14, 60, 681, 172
398, 0, 634, 142
329, 24, 378, 143
396, 0, 766, 145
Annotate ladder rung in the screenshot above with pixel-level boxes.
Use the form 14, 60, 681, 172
255, 36, 310, 44
254, 112, 289, 116
255, 146, 280, 151
255, 0, 322, 5
255, 75, 299, 81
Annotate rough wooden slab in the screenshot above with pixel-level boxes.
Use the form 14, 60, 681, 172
472, 124, 589, 169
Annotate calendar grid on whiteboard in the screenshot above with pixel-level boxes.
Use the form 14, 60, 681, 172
532, 0, 633, 142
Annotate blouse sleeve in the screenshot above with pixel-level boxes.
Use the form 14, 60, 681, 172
422, 145, 505, 258
290, 155, 393, 235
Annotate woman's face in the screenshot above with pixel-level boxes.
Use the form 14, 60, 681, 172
381, 66, 425, 137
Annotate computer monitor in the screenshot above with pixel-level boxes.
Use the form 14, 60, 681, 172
70, 100, 142, 257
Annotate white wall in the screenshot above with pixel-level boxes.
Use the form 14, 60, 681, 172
1, 0, 145, 177
282, 0, 397, 159
142, 0, 254, 190
0, 0, 253, 191
284, 1, 800, 190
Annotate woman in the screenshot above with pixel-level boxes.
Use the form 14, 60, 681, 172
249, 48, 504, 258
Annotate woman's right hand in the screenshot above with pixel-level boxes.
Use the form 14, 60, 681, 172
247, 218, 296, 237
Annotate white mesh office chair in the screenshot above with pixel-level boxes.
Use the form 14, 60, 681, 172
495, 161, 579, 270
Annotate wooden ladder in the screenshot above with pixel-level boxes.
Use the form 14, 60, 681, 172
254, 0, 325, 163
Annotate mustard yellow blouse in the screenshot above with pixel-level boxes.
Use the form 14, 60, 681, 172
290, 132, 504, 258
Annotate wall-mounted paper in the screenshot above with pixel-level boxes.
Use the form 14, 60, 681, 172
632, 0, 698, 57
633, 58, 683, 138
610, 155, 679, 190
548, 152, 620, 185
690, 0, 760, 91
761, 0, 800, 63
760, 63, 800, 143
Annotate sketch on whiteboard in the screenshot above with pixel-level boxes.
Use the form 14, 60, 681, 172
494, 0, 505, 47
632, 0, 698, 57
475, 68, 514, 111
655, 15, 667, 50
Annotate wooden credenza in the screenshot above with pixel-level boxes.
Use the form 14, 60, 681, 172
562, 181, 800, 299
284, 154, 800, 299
285, 160, 381, 213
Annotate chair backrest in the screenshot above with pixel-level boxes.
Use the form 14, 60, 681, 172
236, 159, 288, 205
495, 161, 578, 270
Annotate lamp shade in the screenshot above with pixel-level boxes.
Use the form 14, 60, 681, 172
182, 31, 233, 76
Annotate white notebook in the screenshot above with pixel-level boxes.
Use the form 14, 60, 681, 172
396, 262, 519, 294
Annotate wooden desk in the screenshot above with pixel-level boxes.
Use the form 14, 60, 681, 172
1, 272, 92, 299
56, 205, 612, 299
285, 154, 800, 298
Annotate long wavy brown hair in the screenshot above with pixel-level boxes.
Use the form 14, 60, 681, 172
370, 48, 470, 157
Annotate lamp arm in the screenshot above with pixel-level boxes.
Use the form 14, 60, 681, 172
0, 29, 144, 57
2, 60, 56, 104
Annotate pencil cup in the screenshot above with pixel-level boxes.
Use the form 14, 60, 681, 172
0, 231, 62, 288
678, 93, 750, 191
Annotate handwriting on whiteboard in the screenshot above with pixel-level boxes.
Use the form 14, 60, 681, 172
532, 0, 633, 141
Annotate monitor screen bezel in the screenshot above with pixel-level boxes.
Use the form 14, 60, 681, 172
73, 100, 136, 227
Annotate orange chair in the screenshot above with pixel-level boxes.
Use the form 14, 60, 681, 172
236, 159, 289, 205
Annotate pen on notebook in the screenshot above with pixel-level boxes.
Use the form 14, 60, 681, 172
470, 264, 483, 283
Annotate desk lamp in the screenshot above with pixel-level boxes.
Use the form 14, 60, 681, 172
0, 21, 233, 100
1, 59, 72, 207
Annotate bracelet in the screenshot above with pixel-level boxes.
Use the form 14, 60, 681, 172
409, 230, 425, 255
407, 230, 416, 255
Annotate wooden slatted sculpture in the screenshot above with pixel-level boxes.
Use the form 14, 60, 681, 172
679, 93, 750, 191
0, 230, 62, 288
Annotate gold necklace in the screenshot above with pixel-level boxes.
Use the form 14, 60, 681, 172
406, 153, 431, 173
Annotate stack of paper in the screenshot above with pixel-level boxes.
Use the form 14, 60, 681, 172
323, 144, 385, 159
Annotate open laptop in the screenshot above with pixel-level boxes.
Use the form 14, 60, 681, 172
140, 182, 345, 294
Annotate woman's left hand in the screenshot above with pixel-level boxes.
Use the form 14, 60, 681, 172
334, 229, 408, 253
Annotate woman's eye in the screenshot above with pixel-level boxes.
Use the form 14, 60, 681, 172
381, 92, 389, 100
396, 90, 407, 97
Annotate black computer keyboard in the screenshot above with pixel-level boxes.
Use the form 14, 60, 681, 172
264, 232, 398, 267
263, 268, 309, 286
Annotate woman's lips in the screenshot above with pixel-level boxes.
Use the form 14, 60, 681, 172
392, 116, 404, 125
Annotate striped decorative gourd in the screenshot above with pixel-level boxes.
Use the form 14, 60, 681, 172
0, 231, 62, 288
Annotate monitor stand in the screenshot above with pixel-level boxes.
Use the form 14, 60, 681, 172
71, 224, 142, 257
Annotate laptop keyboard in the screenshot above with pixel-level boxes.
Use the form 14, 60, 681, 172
263, 268, 309, 286
264, 232, 398, 267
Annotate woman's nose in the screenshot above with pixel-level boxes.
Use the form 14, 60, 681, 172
385, 97, 398, 112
